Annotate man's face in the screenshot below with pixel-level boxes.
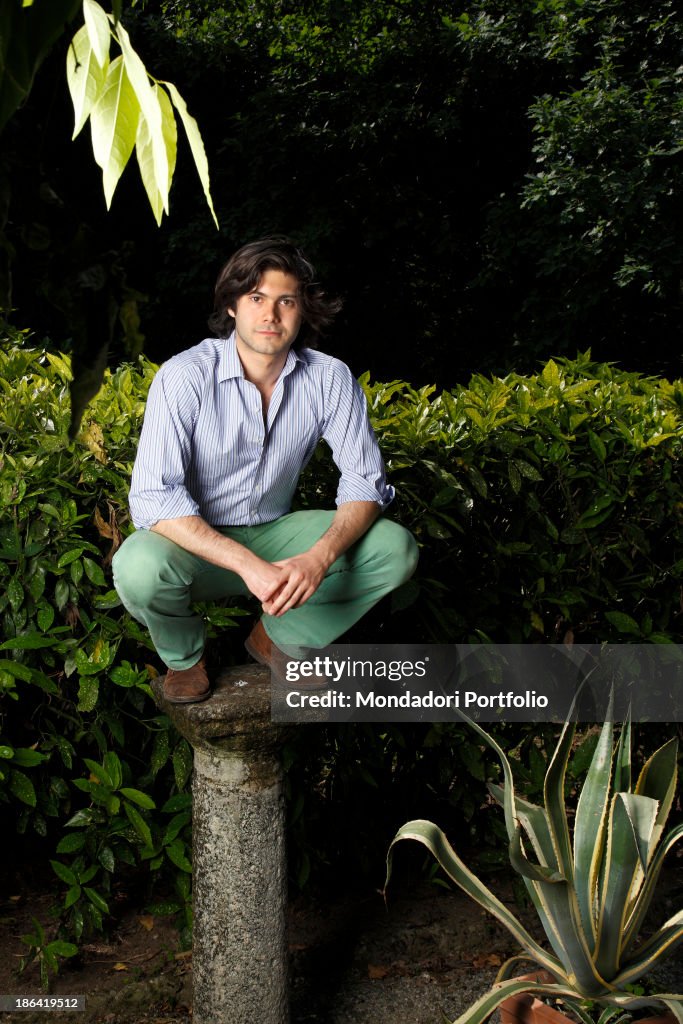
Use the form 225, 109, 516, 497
229, 268, 303, 359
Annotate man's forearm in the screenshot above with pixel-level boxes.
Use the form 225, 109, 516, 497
151, 516, 253, 575
308, 501, 381, 571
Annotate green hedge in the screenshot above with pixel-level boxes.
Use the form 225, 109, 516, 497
361, 354, 683, 643
1, 335, 682, 961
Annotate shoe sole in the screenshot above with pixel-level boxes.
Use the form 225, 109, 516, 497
163, 691, 211, 704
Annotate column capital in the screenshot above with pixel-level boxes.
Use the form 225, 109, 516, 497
151, 663, 291, 758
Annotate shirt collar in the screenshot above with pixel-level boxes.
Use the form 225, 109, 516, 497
218, 333, 303, 382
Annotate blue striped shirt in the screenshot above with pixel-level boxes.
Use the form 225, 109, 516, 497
129, 335, 394, 529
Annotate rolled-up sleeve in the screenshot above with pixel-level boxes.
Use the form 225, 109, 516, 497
322, 362, 394, 510
129, 368, 201, 529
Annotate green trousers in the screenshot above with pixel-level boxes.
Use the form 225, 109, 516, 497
112, 510, 418, 669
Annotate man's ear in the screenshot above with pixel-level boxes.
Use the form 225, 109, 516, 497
227, 307, 235, 318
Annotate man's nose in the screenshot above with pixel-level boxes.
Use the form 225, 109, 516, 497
262, 301, 279, 321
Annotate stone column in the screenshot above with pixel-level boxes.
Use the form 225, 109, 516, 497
151, 663, 290, 1024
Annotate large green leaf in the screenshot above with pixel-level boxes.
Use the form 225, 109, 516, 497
66, 23, 108, 138
116, 17, 169, 213
82, 0, 110, 68
161, 78, 218, 228
89, 54, 140, 207
135, 83, 177, 225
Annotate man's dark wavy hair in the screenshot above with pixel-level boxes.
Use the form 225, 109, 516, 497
208, 236, 342, 349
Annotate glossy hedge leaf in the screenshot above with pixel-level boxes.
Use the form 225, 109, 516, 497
83, 557, 106, 586
605, 611, 641, 636
84, 887, 109, 915
150, 729, 170, 777
172, 741, 193, 790
56, 832, 86, 854
162, 793, 192, 814
9, 769, 36, 806
49, 941, 78, 958
77, 676, 99, 712
11, 747, 46, 767
36, 603, 55, 632
124, 801, 152, 848
103, 751, 123, 790
165, 838, 192, 873
98, 845, 115, 873
7, 577, 23, 612
120, 787, 155, 810
50, 860, 78, 886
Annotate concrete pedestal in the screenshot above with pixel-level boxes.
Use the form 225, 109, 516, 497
152, 663, 290, 1024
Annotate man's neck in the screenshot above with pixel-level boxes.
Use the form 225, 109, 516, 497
235, 342, 289, 391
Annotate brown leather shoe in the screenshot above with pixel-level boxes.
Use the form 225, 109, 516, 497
244, 621, 329, 690
163, 657, 211, 703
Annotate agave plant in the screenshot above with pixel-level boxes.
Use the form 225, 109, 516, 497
386, 700, 683, 1024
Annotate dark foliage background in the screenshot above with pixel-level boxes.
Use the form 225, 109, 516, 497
3, 0, 683, 384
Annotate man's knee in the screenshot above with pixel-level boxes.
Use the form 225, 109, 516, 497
367, 518, 419, 587
112, 530, 178, 607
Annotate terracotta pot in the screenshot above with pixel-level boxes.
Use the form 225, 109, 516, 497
499, 972, 568, 1024
499, 972, 677, 1024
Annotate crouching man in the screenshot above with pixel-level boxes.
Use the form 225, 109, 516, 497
113, 237, 418, 702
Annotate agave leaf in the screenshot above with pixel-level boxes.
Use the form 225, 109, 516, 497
613, 716, 631, 794
543, 711, 576, 880
445, 978, 592, 1024
539, 713, 611, 994
574, 710, 614, 947
386, 820, 563, 976
634, 737, 678, 859
491, 784, 571, 967
495, 954, 545, 982
464, 708, 604, 993
510, 822, 565, 884
600, 992, 683, 1023
594, 793, 659, 978
615, 907, 683, 988
454, 713, 520, 841
660, 998, 683, 1024
560, 997, 602, 1024
621, 822, 683, 951
489, 784, 559, 873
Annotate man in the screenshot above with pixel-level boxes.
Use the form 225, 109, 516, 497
112, 237, 418, 703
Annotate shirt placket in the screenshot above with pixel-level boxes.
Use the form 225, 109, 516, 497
247, 385, 268, 522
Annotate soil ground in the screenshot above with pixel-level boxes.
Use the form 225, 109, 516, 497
0, 862, 681, 1024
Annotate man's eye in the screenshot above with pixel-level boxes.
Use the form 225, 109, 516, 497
250, 295, 261, 302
